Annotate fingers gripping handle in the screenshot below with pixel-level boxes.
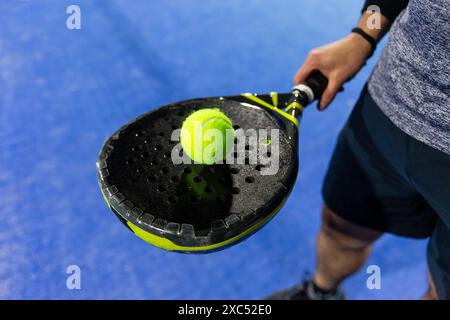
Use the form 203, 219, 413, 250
302, 71, 328, 102
292, 71, 328, 104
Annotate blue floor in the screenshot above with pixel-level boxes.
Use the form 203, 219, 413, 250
0, 0, 428, 299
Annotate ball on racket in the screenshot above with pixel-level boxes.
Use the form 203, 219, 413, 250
180, 108, 235, 164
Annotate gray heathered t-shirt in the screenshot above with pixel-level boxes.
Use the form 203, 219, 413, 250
368, 0, 450, 155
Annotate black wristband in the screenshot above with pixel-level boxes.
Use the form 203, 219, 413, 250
351, 27, 377, 58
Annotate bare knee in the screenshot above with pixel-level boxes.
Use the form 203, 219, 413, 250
423, 272, 439, 300
320, 205, 382, 251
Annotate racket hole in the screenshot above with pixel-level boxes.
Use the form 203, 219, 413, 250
167, 196, 177, 204
150, 160, 159, 166
231, 187, 240, 195
231, 168, 240, 174
204, 186, 213, 194
245, 176, 255, 183
157, 185, 166, 192
137, 167, 146, 174
135, 131, 145, 137
170, 175, 179, 183
131, 145, 142, 152
266, 151, 272, 157
164, 152, 171, 159
234, 137, 238, 144
144, 138, 152, 144
245, 145, 252, 151
125, 158, 136, 165
233, 125, 240, 130
244, 157, 250, 165
184, 167, 192, 174
154, 144, 163, 151
161, 167, 170, 174
141, 152, 150, 159
193, 176, 202, 183
255, 164, 265, 171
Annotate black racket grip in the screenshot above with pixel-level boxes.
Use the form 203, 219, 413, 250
291, 70, 329, 106
301, 70, 328, 102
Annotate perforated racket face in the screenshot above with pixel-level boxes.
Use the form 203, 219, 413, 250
97, 97, 297, 249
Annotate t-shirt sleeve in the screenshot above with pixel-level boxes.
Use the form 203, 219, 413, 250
362, 0, 409, 23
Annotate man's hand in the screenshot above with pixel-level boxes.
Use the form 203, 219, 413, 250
294, 10, 390, 110
294, 34, 372, 110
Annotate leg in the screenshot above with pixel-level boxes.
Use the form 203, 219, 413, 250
426, 218, 450, 300
266, 86, 435, 300
264, 204, 383, 300
314, 205, 382, 290
422, 272, 438, 300
408, 140, 450, 300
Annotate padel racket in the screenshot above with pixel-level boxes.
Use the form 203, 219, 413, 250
96, 71, 328, 253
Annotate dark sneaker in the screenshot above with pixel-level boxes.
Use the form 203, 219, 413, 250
265, 279, 345, 300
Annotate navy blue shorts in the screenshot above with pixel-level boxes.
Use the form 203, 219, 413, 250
322, 85, 450, 299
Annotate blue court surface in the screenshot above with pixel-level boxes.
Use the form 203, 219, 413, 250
0, 0, 428, 299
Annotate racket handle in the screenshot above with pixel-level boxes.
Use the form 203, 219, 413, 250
291, 71, 328, 105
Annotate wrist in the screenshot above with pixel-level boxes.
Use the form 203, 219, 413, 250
346, 32, 374, 59
352, 27, 376, 48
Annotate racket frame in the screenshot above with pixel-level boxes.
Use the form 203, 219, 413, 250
97, 72, 325, 253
